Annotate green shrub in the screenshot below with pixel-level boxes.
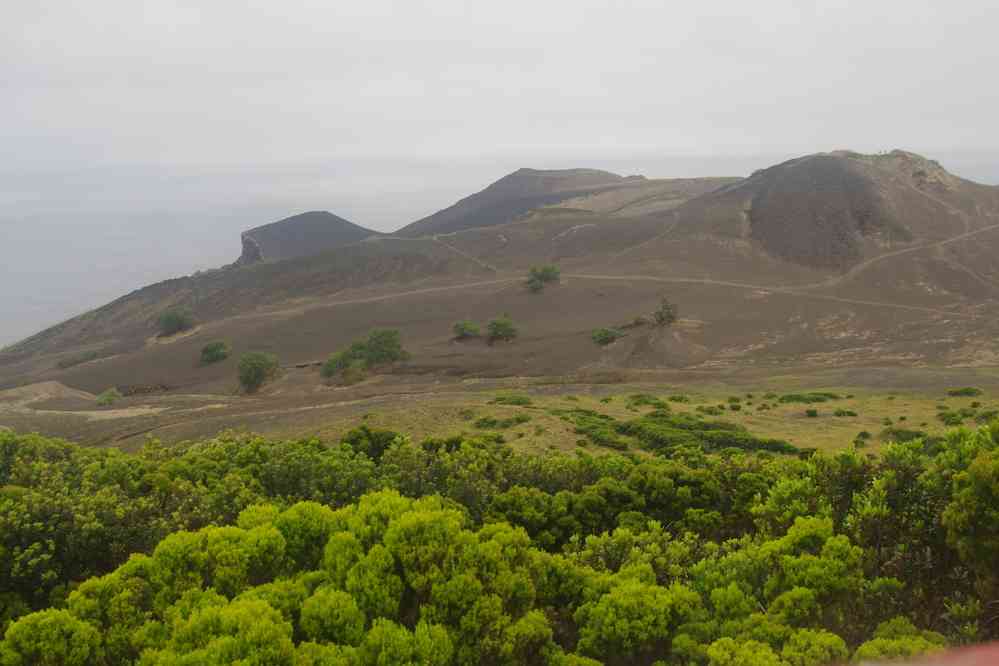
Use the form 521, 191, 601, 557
322, 330, 409, 378
157, 307, 195, 336
975, 409, 999, 424
486, 315, 518, 343
452, 320, 481, 340
627, 394, 667, 409
805, 409, 819, 418
937, 411, 964, 426
652, 297, 678, 327
489, 394, 532, 406
729, 404, 742, 412
95, 387, 122, 407
340, 361, 368, 386
238, 352, 280, 393
779, 392, 841, 404
947, 387, 983, 397
526, 265, 560, 292
473, 414, 531, 430
199, 341, 231, 365
591, 328, 624, 346
668, 394, 690, 403
881, 427, 927, 442
834, 409, 858, 417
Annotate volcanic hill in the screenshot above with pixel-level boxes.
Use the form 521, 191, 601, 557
237, 210, 379, 264
3, 149, 999, 407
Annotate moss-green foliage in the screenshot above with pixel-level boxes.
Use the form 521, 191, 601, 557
591, 328, 624, 346
322, 329, 409, 378
778, 392, 842, 404
880, 427, 928, 443
473, 414, 531, 430
938, 409, 974, 426
805, 409, 819, 418
626, 394, 668, 410
451, 320, 481, 340
652, 297, 678, 327
619, 408, 800, 455
948, 387, 983, 397
199, 340, 231, 365
487, 315, 518, 343
489, 394, 533, 407
95, 387, 122, 407
157, 307, 195, 336
834, 409, 858, 417
526, 264, 560, 293
551, 408, 630, 450
6, 421, 999, 662
238, 352, 280, 392
975, 409, 999, 424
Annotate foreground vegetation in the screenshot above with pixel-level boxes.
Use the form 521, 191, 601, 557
0, 413, 997, 664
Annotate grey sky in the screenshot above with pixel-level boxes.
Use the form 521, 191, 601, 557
2, 1, 998, 345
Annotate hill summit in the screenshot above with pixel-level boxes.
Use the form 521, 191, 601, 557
237, 211, 379, 264
397, 167, 641, 237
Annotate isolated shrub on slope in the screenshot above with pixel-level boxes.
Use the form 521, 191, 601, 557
452, 320, 481, 340
95, 387, 122, 406
238, 352, 279, 393
322, 329, 409, 378
200, 340, 231, 365
157, 307, 195, 336
526, 264, 560, 293
487, 315, 518, 343
591, 328, 624, 346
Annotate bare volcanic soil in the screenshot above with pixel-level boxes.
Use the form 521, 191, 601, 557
3, 149, 999, 413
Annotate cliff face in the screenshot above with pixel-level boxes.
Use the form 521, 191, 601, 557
237, 211, 378, 264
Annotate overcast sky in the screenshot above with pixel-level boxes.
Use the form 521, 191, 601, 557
3, 0, 999, 346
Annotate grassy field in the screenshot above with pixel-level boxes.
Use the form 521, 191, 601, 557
289, 381, 997, 455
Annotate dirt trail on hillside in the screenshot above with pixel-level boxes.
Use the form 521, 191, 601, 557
796, 223, 999, 290
432, 236, 499, 272
564, 274, 975, 318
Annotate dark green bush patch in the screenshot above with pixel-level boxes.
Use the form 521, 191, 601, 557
948, 387, 983, 397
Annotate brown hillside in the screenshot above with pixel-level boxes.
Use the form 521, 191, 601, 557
397, 168, 639, 237
237, 210, 379, 264
3, 150, 999, 407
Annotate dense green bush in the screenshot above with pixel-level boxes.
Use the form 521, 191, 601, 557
652, 297, 678, 327
473, 414, 531, 429
487, 315, 518, 343
526, 265, 561, 292
322, 330, 409, 378
489, 394, 533, 406
779, 392, 842, 404
95, 387, 122, 406
238, 352, 280, 392
3, 417, 999, 663
200, 340, 231, 365
591, 328, 624, 346
451, 320, 481, 340
157, 307, 195, 336
948, 387, 983, 397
